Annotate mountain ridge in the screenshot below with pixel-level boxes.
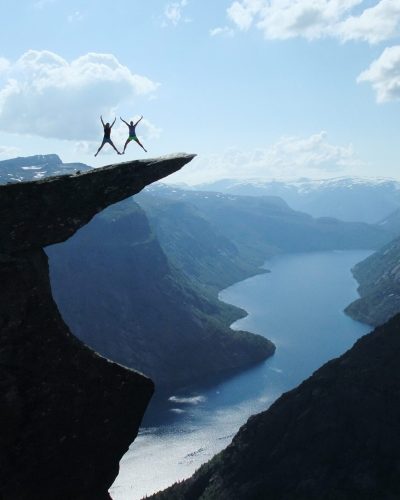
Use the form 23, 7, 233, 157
0, 153, 90, 182
137, 184, 390, 273
193, 176, 400, 224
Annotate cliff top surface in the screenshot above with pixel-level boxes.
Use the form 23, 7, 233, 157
0, 154, 195, 253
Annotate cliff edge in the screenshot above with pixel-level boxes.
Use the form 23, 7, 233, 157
0, 154, 195, 500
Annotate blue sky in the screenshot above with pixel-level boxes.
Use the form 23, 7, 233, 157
1, 0, 400, 183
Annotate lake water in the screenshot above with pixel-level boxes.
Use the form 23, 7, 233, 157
110, 250, 372, 500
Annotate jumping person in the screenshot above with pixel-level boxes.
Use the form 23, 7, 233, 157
120, 115, 147, 153
94, 116, 121, 156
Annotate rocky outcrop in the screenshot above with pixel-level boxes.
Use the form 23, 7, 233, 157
0, 154, 194, 499
152, 314, 400, 500
1, 155, 195, 253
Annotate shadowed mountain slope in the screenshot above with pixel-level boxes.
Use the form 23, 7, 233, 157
137, 185, 390, 272
345, 236, 400, 326
47, 198, 274, 391
135, 191, 264, 291
151, 314, 400, 500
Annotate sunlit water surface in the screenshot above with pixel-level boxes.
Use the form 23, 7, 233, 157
110, 250, 371, 499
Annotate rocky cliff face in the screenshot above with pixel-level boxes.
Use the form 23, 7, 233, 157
152, 314, 400, 500
0, 154, 194, 499
0, 155, 194, 253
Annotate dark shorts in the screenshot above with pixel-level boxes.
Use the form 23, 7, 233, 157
128, 135, 138, 142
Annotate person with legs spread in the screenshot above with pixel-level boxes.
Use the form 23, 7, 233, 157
94, 116, 121, 156
120, 115, 147, 153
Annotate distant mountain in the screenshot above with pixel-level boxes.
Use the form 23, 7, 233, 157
151, 314, 400, 500
195, 177, 400, 223
135, 189, 266, 291
137, 185, 391, 274
0, 154, 90, 183
47, 199, 274, 391
377, 208, 400, 236
345, 236, 400, 326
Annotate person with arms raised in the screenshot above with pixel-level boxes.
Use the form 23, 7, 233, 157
94, 116, 121, 157
120, 115, 147, 153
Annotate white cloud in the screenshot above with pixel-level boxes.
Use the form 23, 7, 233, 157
338, 0, 400, 43
227, 0, 362, 39
164, 0, 188, 26
0, 50, 159, 141
260, 0, 363, 40
140, 118, 163, 140
267, 131, 357, 169
0, 145, 20, 159
358, 45, 400, 102
74, 140, 93, 155
210, 26, 235, 38
222, 1, 400, 103
225, 0, 400, 44
227, 0, 267, 31
0, 57, 9, 73
168, 132, 362, 184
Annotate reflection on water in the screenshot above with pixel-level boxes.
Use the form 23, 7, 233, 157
110, 250, 371, 500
